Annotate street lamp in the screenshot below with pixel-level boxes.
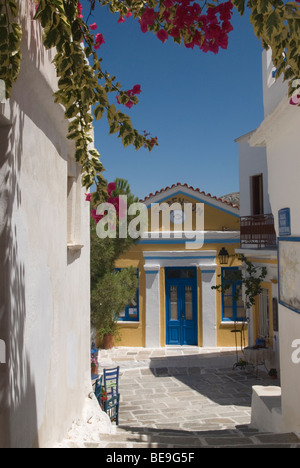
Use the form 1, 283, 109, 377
218, 247, 229, 265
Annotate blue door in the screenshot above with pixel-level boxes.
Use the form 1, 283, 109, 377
166, 268, 198, 345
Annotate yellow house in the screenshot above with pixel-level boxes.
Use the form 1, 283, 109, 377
115, 183, 246, 348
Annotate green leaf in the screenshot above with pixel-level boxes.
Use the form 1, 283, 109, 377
109, 121, 120, 135
233, 0, 246, 15
265, 10, 281, 39
122, 132, 135, 148
0, 14, 7, 26
257, 0, 273, 15
65, 103, 79, 119
67, 130, 81, 140
8, 1, 18, 18
94, 104, 105, 121
107, 104, 117, 125
43, 26, 60, 48
0, 27, 8, 43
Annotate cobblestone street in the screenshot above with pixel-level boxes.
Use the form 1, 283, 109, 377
90, 347, 300, 448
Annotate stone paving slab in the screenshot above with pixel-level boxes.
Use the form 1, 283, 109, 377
94, 347, 300, 448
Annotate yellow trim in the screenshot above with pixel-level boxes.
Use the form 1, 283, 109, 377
160, 268, 166, 347
247, 257, 277, 265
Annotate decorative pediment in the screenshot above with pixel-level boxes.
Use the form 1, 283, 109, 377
137, 183, 240, 244
140, 183, 239, 217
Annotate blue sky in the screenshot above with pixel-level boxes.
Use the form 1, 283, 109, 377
82, 2, 264, 200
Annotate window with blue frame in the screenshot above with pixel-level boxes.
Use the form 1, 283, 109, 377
221, 267, 245, 322
116, 268, 139, 322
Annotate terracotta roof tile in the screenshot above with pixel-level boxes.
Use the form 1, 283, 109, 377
140, 183, 239, 209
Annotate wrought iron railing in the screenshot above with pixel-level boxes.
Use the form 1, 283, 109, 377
240, 214, 277, 249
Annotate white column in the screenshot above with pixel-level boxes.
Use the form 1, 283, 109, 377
201, 267, 217, 347
145, 266, 161, 348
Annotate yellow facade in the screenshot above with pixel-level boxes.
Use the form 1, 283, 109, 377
115, 184, 247, 348
245, 256, 278, 347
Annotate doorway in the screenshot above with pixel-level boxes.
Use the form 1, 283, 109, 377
165, 267, 198, 345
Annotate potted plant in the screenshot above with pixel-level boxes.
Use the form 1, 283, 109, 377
90, 180, 139, 351
97, 319, 121, 350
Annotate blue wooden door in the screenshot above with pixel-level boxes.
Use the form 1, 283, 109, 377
166, 268, 198, 345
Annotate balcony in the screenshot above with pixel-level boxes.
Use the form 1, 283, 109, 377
240, 214, 277, 249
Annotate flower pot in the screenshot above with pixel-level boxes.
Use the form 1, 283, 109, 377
91, 365, 98, 376
102, 333, 114, 350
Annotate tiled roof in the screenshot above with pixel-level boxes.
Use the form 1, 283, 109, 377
140, 183, 239, 210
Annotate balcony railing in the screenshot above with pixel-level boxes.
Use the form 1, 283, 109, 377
240, 214, 277, 249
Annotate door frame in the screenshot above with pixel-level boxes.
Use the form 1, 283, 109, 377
165, 267, 198, 345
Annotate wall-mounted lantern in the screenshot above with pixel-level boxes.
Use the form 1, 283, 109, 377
218, 247, 229, 265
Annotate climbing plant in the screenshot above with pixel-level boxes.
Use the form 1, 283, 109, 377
212, 254, 268, 311
0, 0, 299, 204
233, 0, 300, 99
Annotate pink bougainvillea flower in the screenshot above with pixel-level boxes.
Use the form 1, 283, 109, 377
89, 23, 98, 30
107, 182, 116, 196
85, 193, 91, 202
109, 197, 119, 212
125, 100, 134, 109
118, 16, 125, 23
150, 137, 158, 147
139, 7, 156, 33
77, 1, 83, 18
94, 33, 105, 49
131, 84, 141, 95
164, 0, 174, 7
139, 19, 148, 33
117, 86, 141, 108
91, 209, 103, 224
290, 95, 300, 105
157, 29, 169, 43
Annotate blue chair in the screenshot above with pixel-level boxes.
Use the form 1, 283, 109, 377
94, 367, 120, 425
103, 367, 120, 426
94, 376, 103, 405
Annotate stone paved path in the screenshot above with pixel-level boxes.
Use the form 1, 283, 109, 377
91, 347, 300, 448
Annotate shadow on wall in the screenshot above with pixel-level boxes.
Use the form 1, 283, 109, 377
0, 2, 81, 447
0, 110, 38, 447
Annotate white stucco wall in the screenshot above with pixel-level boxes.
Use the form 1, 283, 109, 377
0, 1, 92, 447
262, 49, 287, 118
236, 131, 271, 218
262, 111, 300, 434
249, 53, 300, 434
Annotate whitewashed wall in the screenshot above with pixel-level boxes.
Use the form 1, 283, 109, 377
250, 51, 300, 433
236, 131, 271, 218
262, 49, 287, 118
0, 1, 92, 447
